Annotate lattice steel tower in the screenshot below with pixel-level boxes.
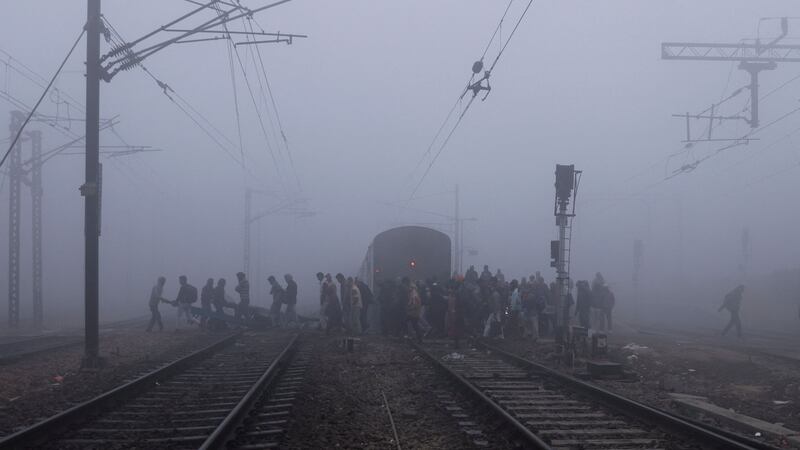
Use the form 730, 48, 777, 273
7, 111, 24, 328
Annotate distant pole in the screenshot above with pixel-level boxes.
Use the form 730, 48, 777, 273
30, 130, 44, 328
633, 239, 643, 324
7, 111, 24, 328
81, 0, 102, 367
454, 184, 460, 275
244, 188, 252, 276
676, 196, 684, 285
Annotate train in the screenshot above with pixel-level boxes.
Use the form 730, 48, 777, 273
359, 225, 452, 290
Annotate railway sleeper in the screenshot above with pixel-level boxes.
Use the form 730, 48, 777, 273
549, 437, 661, 449
59, 434, 209, 445
538, 427, 650, 438
75, 425, 217, 435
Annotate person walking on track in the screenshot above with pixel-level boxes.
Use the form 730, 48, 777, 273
720, 285, 745, 338
174, 275, 198, 329
235, 272, 251, 322
200, 278, 214, 329
146, 276, 168, 332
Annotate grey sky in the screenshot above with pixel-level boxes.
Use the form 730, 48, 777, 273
1, 1, 799, 325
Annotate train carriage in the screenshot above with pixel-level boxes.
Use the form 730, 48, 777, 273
359, 225, 452, 289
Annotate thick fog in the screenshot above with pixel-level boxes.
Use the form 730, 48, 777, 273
1, 1, 798, 330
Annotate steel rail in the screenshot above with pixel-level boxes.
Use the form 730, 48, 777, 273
0, 316, 150, 364
478, 340, 776, 450
199, 333, 299, 449
0, 336, 83, 364
0, 331, 241, 449
409, 341, 550, 449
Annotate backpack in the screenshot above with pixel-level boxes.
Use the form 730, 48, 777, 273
186, 284, 198, 303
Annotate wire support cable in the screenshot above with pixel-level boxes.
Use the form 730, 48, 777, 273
103, 16, 247, 170
0, 26, 85, 169
249, 17, 303, 191
212, 8, 284, 186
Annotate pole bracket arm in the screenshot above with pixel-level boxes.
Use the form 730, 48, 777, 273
79, 182, 98, 197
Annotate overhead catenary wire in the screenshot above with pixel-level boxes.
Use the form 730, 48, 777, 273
209, 7, 286, 188
241, 18, 284, 162
0, 26, 85, 169
406, 0, 515, 184
410, 94, 477, 199
408, 0, 535, 198
485, 0, 533, 73
250, 16, 303, 192
103, 16, 247, 169
222, 21, 247, 168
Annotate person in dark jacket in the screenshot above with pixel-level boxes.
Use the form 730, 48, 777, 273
268, 275, 285, 327
428, 280, 447, 337
324, 275, 342, 335
175, 275, 198, 328
720, 285, 745, 338
396, 278, 411, 337
284, 274, 298, 326
234, 272, 250, 322
213, 278, 227, 314
336, 273, 350, 331
465, 265, 479, 285
200, 278, 214, 329
316, 272, 325, 330
146, 276, 168, 332
355, 278, 373, 333
446, 286, 465, 348
575, 280, 592, 329
377, 279, 396, 336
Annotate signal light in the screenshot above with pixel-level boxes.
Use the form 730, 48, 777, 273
409, 260, 417, 269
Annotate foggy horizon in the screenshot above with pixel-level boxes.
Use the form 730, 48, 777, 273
1, 1, 799, 330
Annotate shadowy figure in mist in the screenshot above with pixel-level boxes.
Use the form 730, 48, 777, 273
719, 285, 745, 338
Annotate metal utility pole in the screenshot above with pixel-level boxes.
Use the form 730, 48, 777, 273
633, 239, 643, 324
81, 0, 102, 367
454, 184, 460, 275
76, 0, 302, 366
244, 188, 252, 277
662, 18, 800, 129
551, 164, 581, 336
29, 130, 43, 328
7, 111, 24, 328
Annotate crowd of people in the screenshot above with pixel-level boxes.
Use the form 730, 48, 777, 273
145, 272, 298, 332
316, 272, 374, 336
317, 264, 617, 347
146, 265, 754, 342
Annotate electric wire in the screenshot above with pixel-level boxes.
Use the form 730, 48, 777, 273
410, 94, 477, 198
241, 18, 283, 162
103, 16, 246, 169
0, 27, 85, 169
223, 24, 247, 167
408, 0, 535, 198
250, 16, 303, 191
210, 7, 285, 187
406, 0, 514, 184
486, 0, 534, 73
0, 48, 87, 115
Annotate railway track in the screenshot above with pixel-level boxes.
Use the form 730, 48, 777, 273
0, 316, 150, 364
413, 339, 779, 450
0, 330, 302, 449
0, 335, 84, 364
